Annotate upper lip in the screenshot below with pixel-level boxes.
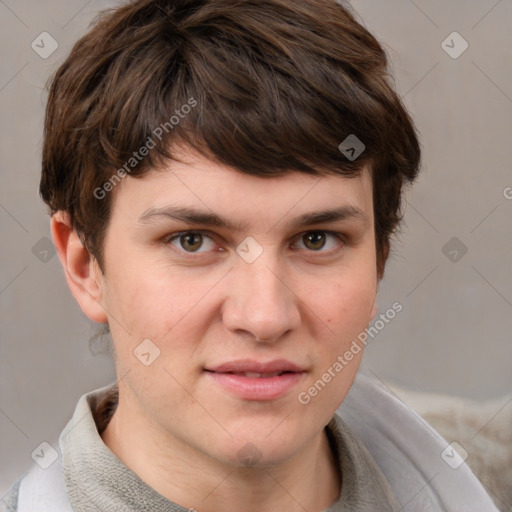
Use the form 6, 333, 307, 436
205, 359, 305, 374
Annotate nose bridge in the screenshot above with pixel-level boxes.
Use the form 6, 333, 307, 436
247, 254, 284, 301
224, 245, 300, 342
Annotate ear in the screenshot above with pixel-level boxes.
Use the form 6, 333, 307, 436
50, 211, 108, 323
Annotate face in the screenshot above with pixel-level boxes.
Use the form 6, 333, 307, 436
96, 145, 377, 467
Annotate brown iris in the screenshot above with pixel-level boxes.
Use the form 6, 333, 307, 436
303, 232, 326, 251
179, 233, 203, 252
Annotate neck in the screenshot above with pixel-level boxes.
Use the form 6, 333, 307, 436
100, 393, 341, 512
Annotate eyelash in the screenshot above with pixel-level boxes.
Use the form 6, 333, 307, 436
163, 230, 346, 257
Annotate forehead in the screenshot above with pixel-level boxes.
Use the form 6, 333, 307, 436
110, 147, 374, 232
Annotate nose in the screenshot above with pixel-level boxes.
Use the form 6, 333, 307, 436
222, 252, 301, 343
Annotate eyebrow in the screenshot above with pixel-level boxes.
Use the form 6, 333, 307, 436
137, 205, 369, 231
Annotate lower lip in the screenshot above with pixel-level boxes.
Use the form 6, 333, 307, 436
205, 371, 305, 400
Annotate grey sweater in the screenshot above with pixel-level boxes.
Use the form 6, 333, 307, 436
3, 383, 401, 511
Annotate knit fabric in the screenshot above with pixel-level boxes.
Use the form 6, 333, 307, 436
3, 383, 401, 511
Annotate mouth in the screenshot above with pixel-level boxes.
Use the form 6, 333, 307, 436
204, 359, 306, 400
206, 370, 295, 378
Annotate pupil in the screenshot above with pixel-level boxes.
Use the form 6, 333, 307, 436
306, 232, 325, 250
182, 233, 202, 251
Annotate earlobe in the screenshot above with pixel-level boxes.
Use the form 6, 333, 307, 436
50, 211, 108, 323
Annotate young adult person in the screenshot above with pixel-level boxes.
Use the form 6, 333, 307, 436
2, 0, 498, 510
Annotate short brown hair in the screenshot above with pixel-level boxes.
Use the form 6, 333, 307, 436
40, 0, 421, 278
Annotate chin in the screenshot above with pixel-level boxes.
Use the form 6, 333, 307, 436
226, 444, 295, 470
212, 427, 307, 470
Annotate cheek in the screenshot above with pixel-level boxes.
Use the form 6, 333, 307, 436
306, 270, 376, 384
103, 263, 221, 368
104, 260, 194, 329
324, 266, 376, 323
293, 272, 376, 424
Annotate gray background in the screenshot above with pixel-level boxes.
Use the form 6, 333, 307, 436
1, 0, 511, 497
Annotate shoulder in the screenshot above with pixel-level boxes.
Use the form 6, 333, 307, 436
2, 383, 118, 512
6, 457, 73, 512
336, 371, 500, 512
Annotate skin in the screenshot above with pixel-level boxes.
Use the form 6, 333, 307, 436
51, 145, 379, 512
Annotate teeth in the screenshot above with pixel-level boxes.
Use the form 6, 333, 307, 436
240, 372, 282, 378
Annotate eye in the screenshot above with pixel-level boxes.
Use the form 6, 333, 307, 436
293, 231, 343, 252
164, 230, 344, 256
166, 231, 217, 253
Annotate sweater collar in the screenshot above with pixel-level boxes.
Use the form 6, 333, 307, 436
59, 382, 400, 512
